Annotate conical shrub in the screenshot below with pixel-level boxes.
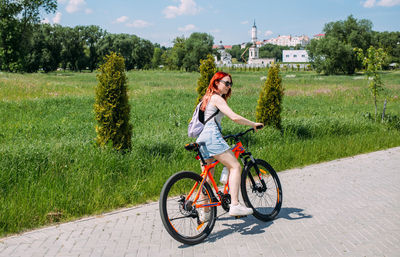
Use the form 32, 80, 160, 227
256, 64, 284, 131
196, 54, 216, 104
94, 52, 132, 150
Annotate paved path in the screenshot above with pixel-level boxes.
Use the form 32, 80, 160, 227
1, 147, 400, 257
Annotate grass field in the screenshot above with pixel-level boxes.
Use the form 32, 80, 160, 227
0, 69, 399, 237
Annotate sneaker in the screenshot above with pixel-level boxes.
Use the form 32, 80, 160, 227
198, 209, 210, 223
229, 203, 253, 216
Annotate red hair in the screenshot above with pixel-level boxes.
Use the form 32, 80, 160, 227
200, 72, 232, 111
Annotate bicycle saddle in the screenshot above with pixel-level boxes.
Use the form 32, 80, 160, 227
184, 143, 199, 152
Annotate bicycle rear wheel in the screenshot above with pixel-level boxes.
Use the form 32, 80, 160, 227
241, 159, 282, 221
159, 171, 217, 245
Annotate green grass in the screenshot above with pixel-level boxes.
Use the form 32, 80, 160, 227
0, 70, 400, 237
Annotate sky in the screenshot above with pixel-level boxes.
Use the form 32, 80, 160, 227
42, 0, 400, 47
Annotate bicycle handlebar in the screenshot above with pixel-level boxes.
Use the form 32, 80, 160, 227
223, 125, 264, 141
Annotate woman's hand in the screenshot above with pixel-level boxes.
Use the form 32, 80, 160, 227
253, 122, 264, 132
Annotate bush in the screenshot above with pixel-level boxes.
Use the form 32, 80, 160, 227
256, 64, 284, 131
196, 54, 216, 104
94, 52, 132, 150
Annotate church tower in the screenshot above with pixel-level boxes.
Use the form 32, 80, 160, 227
251, 20, 257, 44
249, 20, 259, 62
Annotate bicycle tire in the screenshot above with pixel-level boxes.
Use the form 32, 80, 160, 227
159, 171, 217, 245
241, 159, 282, 221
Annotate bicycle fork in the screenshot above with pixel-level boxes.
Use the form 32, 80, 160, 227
240, 152, 267, 193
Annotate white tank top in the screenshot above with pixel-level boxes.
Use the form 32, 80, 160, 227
204, 97, 225, 126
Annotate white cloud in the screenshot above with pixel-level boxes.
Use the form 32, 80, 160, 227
127, 20, 152, 28
210, 29, 220, 33
163, 0, 201, 19
377, 0, 400, 6
178, 24, 196, 32
41, 18, 50, 24
65, 0, 87, 13
241, 21, 249, 25
85, 8, 92, 14
53, 12, 62, 23
362, 0, 400, 7
57, 0, 68, 4
264, 30, 273, 37
114, 16, 129, 24
363, 0, 376, 7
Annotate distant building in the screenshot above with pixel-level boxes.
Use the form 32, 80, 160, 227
214, 41, 232, 66
247, 21, 275, 67
282, 50, 309, 62
264, 35, 310, 47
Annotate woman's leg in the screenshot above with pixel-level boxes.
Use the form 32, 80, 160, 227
199, 158, 215, 213
213, 150, 242, 206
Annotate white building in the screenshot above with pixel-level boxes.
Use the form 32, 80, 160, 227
264, 35, 310, 47
214, 42, 232, 66
282, 50, 309, 63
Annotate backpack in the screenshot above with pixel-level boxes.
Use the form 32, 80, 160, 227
188, 101, 219, 138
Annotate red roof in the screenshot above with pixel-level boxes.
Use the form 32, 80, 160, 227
313, 33, 325, 37
212, 45, 232, 49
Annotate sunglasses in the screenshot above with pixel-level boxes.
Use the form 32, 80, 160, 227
219, 80, 233, 87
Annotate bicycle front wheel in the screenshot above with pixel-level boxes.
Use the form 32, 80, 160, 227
159, 171, 217, 245
241, 159, 282, 221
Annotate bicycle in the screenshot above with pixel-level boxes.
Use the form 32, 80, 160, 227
159, 127, 282, 245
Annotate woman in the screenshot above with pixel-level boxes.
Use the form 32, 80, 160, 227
197, 71, 264, 222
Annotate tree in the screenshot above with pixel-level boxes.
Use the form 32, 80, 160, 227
160, 49, 175, 70
60, 26, 86, 71
183, 33, 214, 71
151, 47, 163, 69
0, 0, 57, 72
23, 23, 64, 72
355, 46, 388, 122
372, 31, 400, 65
307, 15, 373, 75
324, 15, 372, 50
133, 38, 154, 69
98, 33, 154, 70
94, 52, 132, 151
226, 44, 251, 62
226, 44, 243, 61
259, 44, 290, 62
171, 36, 186, 70
196, 54, 216, 104
81, 25, 105, 72
256, 64, 284, 131
307, 37, 355, 74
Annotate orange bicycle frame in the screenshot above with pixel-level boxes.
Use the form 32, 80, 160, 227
186, 142, 246, 209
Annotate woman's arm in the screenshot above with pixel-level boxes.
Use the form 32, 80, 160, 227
211, 95, 263, 130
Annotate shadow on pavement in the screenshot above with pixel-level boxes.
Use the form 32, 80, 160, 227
179, 207, 312, 247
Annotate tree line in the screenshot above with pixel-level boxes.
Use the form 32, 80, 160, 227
0, 0, 215, 72
1, 1, 398, 75
0, 20, 216, 73
5, 24, 157, 72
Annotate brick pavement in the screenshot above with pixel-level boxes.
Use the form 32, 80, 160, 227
1, 147, 399, 257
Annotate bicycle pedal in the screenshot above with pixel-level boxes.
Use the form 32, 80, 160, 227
234, 215, 247, 219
